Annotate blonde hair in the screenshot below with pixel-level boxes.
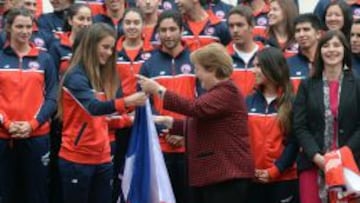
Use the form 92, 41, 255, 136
58, 23, 118, 119
190, 43, 233, 79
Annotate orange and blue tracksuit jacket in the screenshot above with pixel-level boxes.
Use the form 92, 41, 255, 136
246, 90, 298, 181
60, 64, 128, 164
286, 52, 311, 93
48, 32, 73, 76
182, 10, 231, 51
241, 1, 270, 36
159, 0, 178, 12
115, 36, 153, 97
93, 14, 123, 38
37, 10, 67, 35
140, 47, 198, 153
75, 0, 105, 15
205, 1, 233, 22
253, 30, 298, 58
0, 43, 58, 139
227, 41, 264, 97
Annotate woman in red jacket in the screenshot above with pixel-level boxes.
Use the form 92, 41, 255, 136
246, 47, 298, 202
138, 43, 254, 203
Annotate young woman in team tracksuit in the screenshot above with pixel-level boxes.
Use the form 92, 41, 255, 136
57, 23, 147, 203
246, 47, 299, 203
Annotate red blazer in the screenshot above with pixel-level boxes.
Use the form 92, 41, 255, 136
164, 79, 254, 187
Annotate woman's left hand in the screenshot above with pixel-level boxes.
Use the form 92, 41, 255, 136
255, 169, 270, 183
136, 74, 164, 95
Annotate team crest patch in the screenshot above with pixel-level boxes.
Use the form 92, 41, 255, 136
354, 8, 360, 18
215, 11, 225, 19
29, 61, 40, 70
34, 37, 45, 48
141, 53, 151, 60
155, 33, 160, 41
205, 27, 215, 35
257, 16, 268, 26
181, 64, 192, 74
163, 1, 172, 10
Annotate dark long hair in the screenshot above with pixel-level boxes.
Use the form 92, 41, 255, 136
312, 30, 352, 78
256, 47, 294, 135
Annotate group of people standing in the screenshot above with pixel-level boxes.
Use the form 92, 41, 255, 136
0, 0, 360, 203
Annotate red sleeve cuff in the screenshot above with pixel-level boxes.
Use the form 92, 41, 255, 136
29, 119, 40, 131
114, 99, 126, 113
122, 114, 133, 127
268, 165, 281, 180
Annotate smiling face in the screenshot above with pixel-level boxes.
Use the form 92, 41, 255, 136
8, 15, 33, 46
123, 11, 143, 40
325, 5, 344, 31
268, 1, 284, 26
321, 36, 344, 68
97, 35, 116, 65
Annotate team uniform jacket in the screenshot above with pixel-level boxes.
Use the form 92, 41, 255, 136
206, 1, 233, 22
182, 10, 231, 51
158, 0, 178, 12
75, 0, 105, 15
286, 52, 311, 93
0, 43, 58, 139
37, 10, 66, 35
140, 46, 198, 153
0, 24, 54, 51
116, 36, 153, 96
227, 41, 264, 97
253, 30, 298, 58
59, 64, 128, 164
93, 14, 123, 38
246, 90, 298, 181
48, 32, 72, 76
241, 2, 270, 36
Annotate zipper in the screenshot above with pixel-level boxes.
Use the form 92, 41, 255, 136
74, 122, 88, 146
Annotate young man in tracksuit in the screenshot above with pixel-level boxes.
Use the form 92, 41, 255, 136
226, 5, 265, 97
286, 14, 322, 93
140, 10, 200, 203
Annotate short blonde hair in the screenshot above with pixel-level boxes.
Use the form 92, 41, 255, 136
190, 43, 233, 79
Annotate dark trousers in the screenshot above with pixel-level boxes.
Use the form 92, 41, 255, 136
191, 178, 251, 203
49, 118, 62, 203
164, 152, 188, 203
0, 136, 50, 203
249, 179, 299, 203
58, 158, 113, 203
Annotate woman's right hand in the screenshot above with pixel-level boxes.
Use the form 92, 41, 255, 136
124, 92, 147, 107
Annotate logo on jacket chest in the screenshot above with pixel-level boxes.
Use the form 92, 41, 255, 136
28, 61, 40, 70
181, 64, 192, 74
205, 27, 215, 35
257, 16, 268, 26
34, 37, 45, 48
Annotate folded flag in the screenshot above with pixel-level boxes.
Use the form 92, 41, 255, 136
324, 146, 360, 201
122, 99, 176, 203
